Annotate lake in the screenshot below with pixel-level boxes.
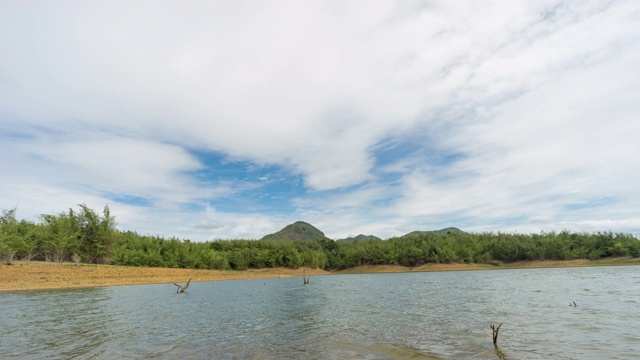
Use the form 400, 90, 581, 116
1, 266, 639, 359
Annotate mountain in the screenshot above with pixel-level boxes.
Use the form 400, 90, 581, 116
337, 234, 382, 242
402, 227, 465, 237
260, 223, 465, 241
261, 221, 332, 241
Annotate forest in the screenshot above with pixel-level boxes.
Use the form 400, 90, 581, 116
1, 205, 639, 270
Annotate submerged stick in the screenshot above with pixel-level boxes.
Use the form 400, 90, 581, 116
173, 274, 193, 293
490, 323, 505, 359
490, 323, 503, 345
303, 268, 310, 284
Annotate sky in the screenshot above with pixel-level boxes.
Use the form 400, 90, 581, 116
1, 0, 639, 241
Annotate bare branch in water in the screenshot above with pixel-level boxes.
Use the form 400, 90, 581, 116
303, 268, 310, 284
173, 274, 193, 293
490, 323, 506, 359
490, 323, 503, 345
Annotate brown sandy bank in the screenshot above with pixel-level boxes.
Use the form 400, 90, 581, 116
0, 261, 329, 292
1, 257, 638, 292
334, 257, 640, 274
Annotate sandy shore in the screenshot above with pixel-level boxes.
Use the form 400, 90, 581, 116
0, 261, 330, 292
1, 257, 639, 292
335, 257, 640, 275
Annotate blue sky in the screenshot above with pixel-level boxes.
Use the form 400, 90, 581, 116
1, 0, 639, 241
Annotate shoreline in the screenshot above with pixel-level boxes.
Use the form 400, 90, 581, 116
0, 262, 331, 293
334, 257, 640, 274
2, 257, 639, 293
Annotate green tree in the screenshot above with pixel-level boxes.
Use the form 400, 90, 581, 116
40, 211, 76, 262
76, 204, 116, 264
0, 209, 19, 264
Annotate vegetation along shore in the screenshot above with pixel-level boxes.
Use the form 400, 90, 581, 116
1, 204, 639, 292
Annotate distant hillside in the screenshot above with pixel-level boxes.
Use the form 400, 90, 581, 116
338, 234, 382, 242
402, 227, 465, 238
261, 221, 332, 241
260, 223, 464, 241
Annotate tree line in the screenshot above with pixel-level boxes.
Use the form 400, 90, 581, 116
1, 205, 639, 269
0, 205, 116, 265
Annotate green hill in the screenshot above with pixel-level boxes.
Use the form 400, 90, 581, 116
261, 221, 332, 241
403, 227, 465, 238
338, 234, 382, 242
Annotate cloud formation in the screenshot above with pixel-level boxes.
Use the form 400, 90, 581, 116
1, 0, 639, 240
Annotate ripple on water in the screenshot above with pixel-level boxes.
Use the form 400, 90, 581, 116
2, 266, 640, 359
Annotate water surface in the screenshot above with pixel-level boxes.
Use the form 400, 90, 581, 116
1, 266, 639, 359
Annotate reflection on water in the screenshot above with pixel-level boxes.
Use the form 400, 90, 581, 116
1, 266, 639, 359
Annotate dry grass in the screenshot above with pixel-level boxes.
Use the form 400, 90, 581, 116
334, 263, 497, 274
334, 257, 640, 275
2, 257, 638, 292
0, 261, 329, 292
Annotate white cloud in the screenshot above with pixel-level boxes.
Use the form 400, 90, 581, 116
387, 33, 640, 235
1, 0, 639, 240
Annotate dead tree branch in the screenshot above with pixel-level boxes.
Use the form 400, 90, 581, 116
173, 274, 193, 293
490, 323, 503, 346
303, 269, 310, 284
490, 323, 505, 359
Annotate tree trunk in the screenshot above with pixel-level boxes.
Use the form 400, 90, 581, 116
5, 250, 17, 265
